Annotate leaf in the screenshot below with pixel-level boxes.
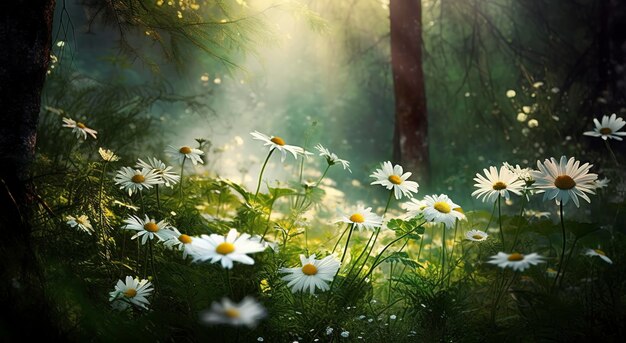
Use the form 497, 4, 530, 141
385, 251, 422, 269
564, 220, 599, 239
387, 217, 424, 240
219, 178, 250, 203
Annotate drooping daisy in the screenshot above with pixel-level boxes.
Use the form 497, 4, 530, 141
584, 248, 613, 264
250, 131, 309, 162
162, 227, 197, 259
166, 145, 204, 165
472, 166, 525, 203
136, 157, 180, 188
201, 297, 266, 328
62, 117, 98, 140
189, 229, 265, 269
109, 276, 153, 311
98, 147, 120, 162
370, 161, 419, 200
487, 252, 544, 272
123, 215, 171, 245
502, 162, 534, 184
335, 206, 383, 231
465, 229, 488, 242
66, 214, 94, 235
279, 254, 341, 294
583, 113, 626, 141
422, 194, 465, 229
315, 144, 351, 172
531, 156, 598, 207
114, 167, 163, 196
404, 198, 428, 218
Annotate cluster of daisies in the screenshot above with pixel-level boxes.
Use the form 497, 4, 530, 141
61, 116, 622, 329
104, 132, 357, 327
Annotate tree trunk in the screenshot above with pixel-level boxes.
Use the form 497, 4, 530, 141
0, 0, 59, 339
390, 0, 430, 185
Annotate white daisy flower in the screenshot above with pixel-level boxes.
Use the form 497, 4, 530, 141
472, 166, 525, 203
594, 177, 610, 190
531, 156, 598, 207
66, 214, 94, 235
502, 162, 534, 183
114, 167, 163, 196
487, 252, 545, 272
166, 145, 204, 165
465, 229, 488, 242
136, 157, 180, 188
279, 254, 340, 294
189, 229, 265, 269
201, 296, 266, 328
98, 147, 120, 162
315, 144, 351, 172
403, 198, 428, 218
422, 194, 465, 229
335, 206, 383, 231
162, 227, 197, 259
250, 131, 309, 162
250, 235, 280, 252
583, 113, 626, 141
370, 161, 419, 199
62, 117, 98, 140
109, 276, 153, 311
584, 248, 613, 264
123, 215, 171, 245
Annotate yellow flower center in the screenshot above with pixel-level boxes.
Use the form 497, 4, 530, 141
453, 207, 464, 214
594, 249, 606, 256
388, 175, 402, 185
433, 201, 451, 214
599, 127, 612, 135
224, 308, 240, 318
178, 234, 192, 244
124, 288, 137, 298
508, 253, 524, 261
76, 217, 86, 225
131, 174, 145, 183
349, 213, 365, 223
472, 234, 483, 240
144, 222, 159, 232
301, 263, 318, 275
216, 242, 235, 255
492, 181, 507, 190
270, 136, 285, 146
554, 175, 576, 190
77, 122, 86, 129
179, 146, 192, 154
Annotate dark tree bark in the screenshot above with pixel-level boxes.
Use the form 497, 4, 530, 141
0, 0, 60, 338
390, 0, 430, 185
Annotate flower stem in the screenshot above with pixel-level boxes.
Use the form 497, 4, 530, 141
315, 164, 331, 187
98, 160, 110, 259
441, 223, 446, 284
558, 236, 579, 289
340, 223, 356, 264
510, 197, 526, 251
552, 202, 567, 292
383, 191, 394, 215
155, 184, 161, 213
497, 195, 505, 247
255, 149, 275, 199
604, 139, 620, 166
179, 156, 187, 202
355, 222, 425, 290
